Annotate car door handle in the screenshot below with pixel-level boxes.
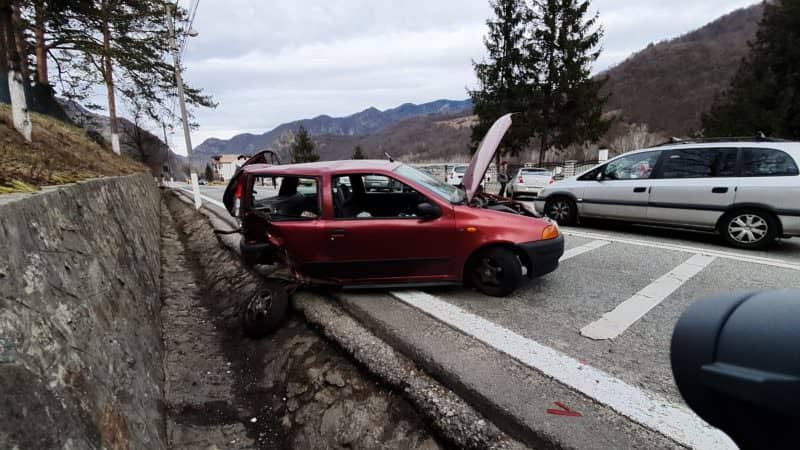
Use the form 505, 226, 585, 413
712, 187, 729, 194
633, 187, 647, 193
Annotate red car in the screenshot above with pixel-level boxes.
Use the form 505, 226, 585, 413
223, 114, 564, 297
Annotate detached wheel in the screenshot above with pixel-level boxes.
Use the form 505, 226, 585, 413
545, 197, 577, 226
468, 247, 523, 297
720, 209, 778, 250
242, 281, 288, 338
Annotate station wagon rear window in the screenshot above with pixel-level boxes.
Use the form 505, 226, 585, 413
740, 148, 799, 177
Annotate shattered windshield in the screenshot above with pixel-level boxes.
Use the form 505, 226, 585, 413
394, 164, 466, 204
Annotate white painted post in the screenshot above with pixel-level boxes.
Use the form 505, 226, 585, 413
111, 132, 121, 155
598, 149, 609, 162
8, 70, 31, 142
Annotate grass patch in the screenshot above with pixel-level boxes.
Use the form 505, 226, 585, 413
0, 104, 146, 193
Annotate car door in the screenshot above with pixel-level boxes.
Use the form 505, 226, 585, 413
647, 147, 739, 228
319, 173, 456, 283
580, 150, 661, 220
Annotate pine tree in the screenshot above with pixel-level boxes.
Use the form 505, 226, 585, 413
351, 145, 366, 159
527, 0, 609, 164
44, 1, 214, 142
469, 0, 532, 159
290, 126, 320, 163
702, 1, 800, 138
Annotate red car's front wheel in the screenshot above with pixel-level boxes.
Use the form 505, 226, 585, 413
467, 247, 523, 297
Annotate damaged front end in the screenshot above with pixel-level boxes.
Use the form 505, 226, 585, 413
469, 191, 539, 217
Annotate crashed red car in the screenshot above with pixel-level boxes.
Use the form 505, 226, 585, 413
223, 114, 564, 297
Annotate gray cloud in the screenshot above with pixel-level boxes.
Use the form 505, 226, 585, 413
163, 0, 756, 154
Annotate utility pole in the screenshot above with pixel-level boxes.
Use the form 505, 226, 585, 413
166, 4, 201, 209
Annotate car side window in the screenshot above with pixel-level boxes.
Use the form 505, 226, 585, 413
603, 151, 661, 180
332, 174, 427, 219
659, 148, 738, 178
251, 175, 320, 220
740, 148, 799, 177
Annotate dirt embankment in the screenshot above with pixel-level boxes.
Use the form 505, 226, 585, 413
162, 192, 442, 449
0, 104, 144, 193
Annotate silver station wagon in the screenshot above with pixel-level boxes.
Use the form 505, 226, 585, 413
534, 139, 800, 249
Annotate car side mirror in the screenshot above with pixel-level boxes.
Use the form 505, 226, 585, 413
596, 171, 605, 181
671, 290, 800, 449
417, 202, 441, 220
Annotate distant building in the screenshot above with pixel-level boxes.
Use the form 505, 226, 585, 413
212, 154, 250, 182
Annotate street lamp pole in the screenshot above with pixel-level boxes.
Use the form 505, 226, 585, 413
166, 4, 201, 209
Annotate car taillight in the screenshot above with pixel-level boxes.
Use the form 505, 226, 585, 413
518, 176, 524, 183
234, 180, 243, 216
549, 177, 555, 185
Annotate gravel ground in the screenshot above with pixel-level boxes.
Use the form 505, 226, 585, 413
161, 192, 443, 449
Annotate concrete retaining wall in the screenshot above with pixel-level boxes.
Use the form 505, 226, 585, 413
0, 174, 164, 450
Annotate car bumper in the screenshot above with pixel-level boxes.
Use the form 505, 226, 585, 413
519, 235, 564, 278
511, 185, 544, 195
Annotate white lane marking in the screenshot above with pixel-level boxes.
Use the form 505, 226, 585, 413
390, 290, 735, 449
175, 187, 226, 209
560, 239, 610, 261
562, 228, 800, 271
580, 254, 717, 340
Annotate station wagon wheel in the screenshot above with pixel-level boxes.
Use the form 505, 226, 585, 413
241, 281, 289, 338
467, 247, 523, 297
720, 209, 779, 250
545, 197, 577, 226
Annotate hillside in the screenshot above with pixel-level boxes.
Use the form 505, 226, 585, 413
314, 113, 476, 162
0, 105, 145, 193
602, 4, 763, 136
192, 99, 472, 162
59, 101, 185, 176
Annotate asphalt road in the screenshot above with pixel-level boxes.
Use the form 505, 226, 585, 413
185, 182, 800, 447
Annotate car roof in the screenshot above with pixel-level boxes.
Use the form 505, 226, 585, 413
625, 141, 800, 158
241, 159, 402, 176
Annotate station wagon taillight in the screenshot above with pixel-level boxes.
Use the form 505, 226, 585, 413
518, 176, 524, 183
549, 177, 555, 184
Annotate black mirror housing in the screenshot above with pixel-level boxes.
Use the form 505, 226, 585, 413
671, 290, 800, 449
417, 202, 441, 220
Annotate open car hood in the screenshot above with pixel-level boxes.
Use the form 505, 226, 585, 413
462, 113, 513, 203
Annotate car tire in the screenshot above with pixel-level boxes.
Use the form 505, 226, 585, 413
241, 281, 288, 338
719, 209, 779, 250
545, 197, 577, 226
467, 247, 523, 297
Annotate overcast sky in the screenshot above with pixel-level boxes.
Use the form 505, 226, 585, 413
162, 0, 756, 155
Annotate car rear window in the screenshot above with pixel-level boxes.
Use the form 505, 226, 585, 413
740, 148, 799, 177
522, 169, 549, 174
454, 166, 467, 173
659, 148, 738, 178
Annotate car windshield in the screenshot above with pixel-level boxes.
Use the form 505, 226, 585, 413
395, 164, 466, 204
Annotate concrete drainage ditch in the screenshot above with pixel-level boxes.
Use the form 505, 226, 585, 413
163, 192, 442, 449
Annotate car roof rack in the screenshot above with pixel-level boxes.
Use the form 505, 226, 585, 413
654, 134, 789, 147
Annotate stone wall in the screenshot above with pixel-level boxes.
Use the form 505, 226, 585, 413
0, 174, 164, 450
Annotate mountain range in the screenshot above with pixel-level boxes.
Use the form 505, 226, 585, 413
192, 99, 472, 162
193, 3, 763, 163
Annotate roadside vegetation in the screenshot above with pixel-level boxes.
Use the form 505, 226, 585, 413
0, 104, 143, 193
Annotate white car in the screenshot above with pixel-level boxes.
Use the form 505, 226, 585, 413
507, 167, 554, 199
448, 165, 490, 186
534, 139, 800, 249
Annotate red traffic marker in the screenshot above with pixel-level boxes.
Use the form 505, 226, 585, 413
547, 402, 582, 417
